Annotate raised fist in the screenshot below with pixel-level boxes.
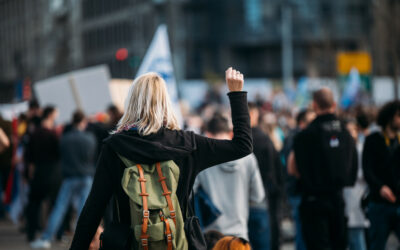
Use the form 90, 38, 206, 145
225, 67, 244, 92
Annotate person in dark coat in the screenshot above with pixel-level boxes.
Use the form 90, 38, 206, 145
248, 102, 280, 250
31, 110, 97, 249
282, 109, 315, 250
289, 88, 358, 250
25, 106, 62, 242
0, 116, 12, 219
69, 68, 253, 250
363, 100, 400, 250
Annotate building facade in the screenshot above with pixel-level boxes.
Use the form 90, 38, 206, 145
0, 0, 387, 103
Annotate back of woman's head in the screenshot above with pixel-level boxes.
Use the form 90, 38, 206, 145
213, 236, 251, 250
116, 72, 179, 135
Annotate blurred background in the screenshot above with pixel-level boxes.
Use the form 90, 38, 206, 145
0, 0, 399, 105
1, 0, 400, 249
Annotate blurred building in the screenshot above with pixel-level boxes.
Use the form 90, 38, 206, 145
184, 0, 372, 78
1, 0, 397, 102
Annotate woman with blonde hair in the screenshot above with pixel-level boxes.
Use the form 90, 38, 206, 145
69, 67, 252, 249
213, 236, 251, 250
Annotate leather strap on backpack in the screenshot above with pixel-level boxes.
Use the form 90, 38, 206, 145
156, 162, 176, 225
160, 212, 173, 250
137, 164, 149, 250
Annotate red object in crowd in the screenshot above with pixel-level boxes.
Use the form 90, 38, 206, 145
115, 48, 129, 61
23, 78, 32, 101
95, 112, 108, 123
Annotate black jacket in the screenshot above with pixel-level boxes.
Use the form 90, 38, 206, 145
60, 129, 97, 178
362, 132, 400, 204
252, 127, 283, 197
69, 92, 252, 250
293, 113, 358, 196
282, 128, 302, 197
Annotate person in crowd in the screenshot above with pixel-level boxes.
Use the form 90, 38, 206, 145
106, 104, 122, 131
31, 110, 97, 248
26, 100, 42, 134
0, 127, 10, 153
262, 112, 284, 151
0, 116, 12, 183
25, 106, 62, 242
204, 230, 224, 250
0, 117, 12, 219
256, 108, 285, 250
362, 100, 400, 250
282, 109, 315, 250
248, 102, 280, 250
343, 117, 369, 250
194, 114, 265, 240
69, 67, 253, 249
86, 116, 109, 160
288, 87, 358, 250
212, 236, 251, 250
21, 100, 42, 182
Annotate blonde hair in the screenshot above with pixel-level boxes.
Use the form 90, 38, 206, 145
213, 236, 251, 250
115, 72, 180, 135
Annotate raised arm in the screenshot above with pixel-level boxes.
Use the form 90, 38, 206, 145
193, 67, 252, 172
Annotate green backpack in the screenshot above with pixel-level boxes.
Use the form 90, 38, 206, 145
119, 155, 188, 250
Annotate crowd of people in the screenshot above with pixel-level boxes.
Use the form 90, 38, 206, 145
0, 69, 399, 250
0, 101, 120, 248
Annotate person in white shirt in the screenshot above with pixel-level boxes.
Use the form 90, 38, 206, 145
194, 114, 265, 240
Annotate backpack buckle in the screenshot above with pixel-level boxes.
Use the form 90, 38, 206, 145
141, 238, 148, 246
143, 210, 150, 218
159, 211, 165, 221
169, 210, 176, 219
166, 233, 173, 242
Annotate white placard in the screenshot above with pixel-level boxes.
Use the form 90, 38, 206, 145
34, 65, 113, 124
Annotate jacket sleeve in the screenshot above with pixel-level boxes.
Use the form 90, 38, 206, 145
362, 135, 384, 193
69, 144, 115, 250
193, 91, 253, 172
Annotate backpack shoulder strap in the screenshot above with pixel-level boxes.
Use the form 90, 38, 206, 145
137, 164, 150, 250
155, 162, 176, 225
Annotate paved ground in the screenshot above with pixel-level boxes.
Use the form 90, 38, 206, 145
0, 218, 398, 250
0, 220, 71, 250
0, 218, 294, 250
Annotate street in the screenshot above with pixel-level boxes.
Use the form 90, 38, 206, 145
0, 220, 70, 250
0, 218, 398, 250
0, 218, 296, 250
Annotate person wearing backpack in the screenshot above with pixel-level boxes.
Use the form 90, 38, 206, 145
362, 101, 400, 250
69, 67, 252, 250
288, 87, 358, 250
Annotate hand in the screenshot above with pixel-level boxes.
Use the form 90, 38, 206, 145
380, 185, 396, 203
287, 151, 300, 178
225, 67, 244, 92
89, 225, 104, 250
